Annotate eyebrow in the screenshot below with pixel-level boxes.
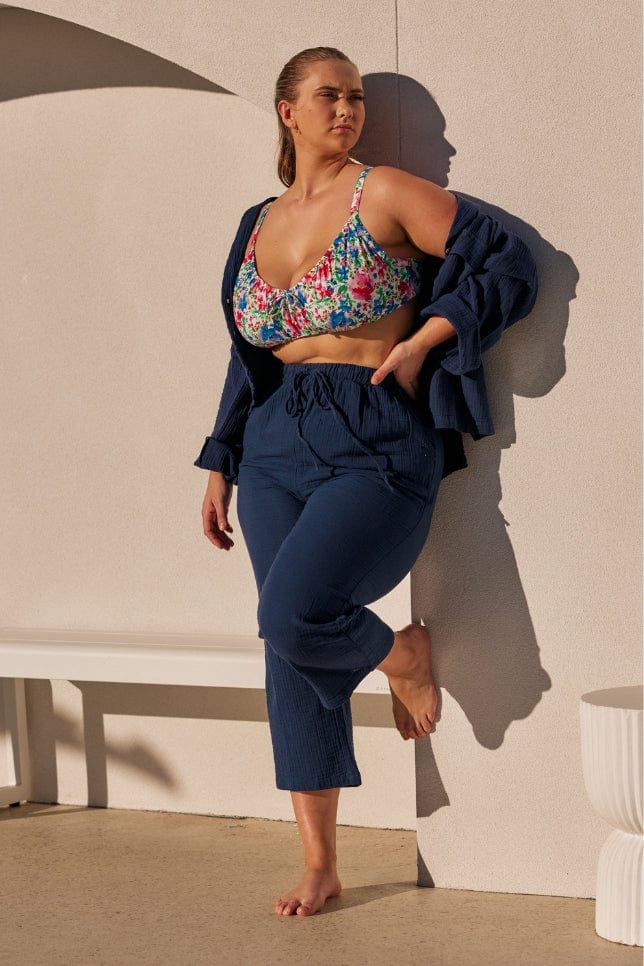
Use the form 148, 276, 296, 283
313, 85, 365, 94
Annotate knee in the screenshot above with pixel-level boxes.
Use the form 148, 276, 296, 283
257, 590, 305, 663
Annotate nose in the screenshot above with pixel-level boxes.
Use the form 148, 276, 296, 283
336, 97, 354, 119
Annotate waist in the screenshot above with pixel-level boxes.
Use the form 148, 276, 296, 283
278, 362, 424, 418
279, 360, 383, 386
270, 307, 418, 367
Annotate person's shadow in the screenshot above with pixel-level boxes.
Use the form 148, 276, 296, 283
355, 73, 577, 863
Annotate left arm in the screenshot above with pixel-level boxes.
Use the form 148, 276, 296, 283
369, 168, 538, 396
370, 168, 459, 394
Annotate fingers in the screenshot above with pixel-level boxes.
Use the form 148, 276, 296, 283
399, 381, 418, 401
202, 500, 234, 551
214, 498, 233, 535
370, 364, 391, 386
371, 364, 418, 398
201, 474, 235, 551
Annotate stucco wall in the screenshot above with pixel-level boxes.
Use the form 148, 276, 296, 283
1, 2, 641, 896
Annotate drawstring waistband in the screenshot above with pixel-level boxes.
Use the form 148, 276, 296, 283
282, 363, 403, 493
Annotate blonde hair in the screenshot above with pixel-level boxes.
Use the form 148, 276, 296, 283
275, 47, 357, 187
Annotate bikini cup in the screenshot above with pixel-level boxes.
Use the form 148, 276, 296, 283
233, 165, 425, 348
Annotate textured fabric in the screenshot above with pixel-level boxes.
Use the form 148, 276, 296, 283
236, 361, 444, 790
232, 166, 423, 347
193, 181, 539, 483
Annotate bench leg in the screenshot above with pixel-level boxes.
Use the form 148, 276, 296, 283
0, 678, 32, 808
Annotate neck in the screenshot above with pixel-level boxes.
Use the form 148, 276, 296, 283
287, 151, 359, 202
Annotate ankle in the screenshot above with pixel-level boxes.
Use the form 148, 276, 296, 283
376, 630, 411, 676
304, 852, 337, 873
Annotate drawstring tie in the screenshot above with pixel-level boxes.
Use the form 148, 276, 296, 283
284, 369, 397, 494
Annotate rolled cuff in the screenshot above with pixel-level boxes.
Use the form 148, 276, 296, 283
193, 436, 239, 483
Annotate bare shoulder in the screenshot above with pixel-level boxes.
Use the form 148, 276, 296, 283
365, 165, 458, 259
366, 165, 454, 210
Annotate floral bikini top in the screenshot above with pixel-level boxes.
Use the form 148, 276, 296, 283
232, 165, 425, 348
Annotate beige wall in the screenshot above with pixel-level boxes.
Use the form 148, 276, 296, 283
1, 2, 641, 897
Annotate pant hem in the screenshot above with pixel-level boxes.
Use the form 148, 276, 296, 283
276, 776, 362, 791
320, 626, 396, 710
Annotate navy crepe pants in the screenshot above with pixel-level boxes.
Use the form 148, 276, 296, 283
236, 361, 444, 791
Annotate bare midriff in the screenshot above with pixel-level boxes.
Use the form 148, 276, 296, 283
270, 299, 417, 368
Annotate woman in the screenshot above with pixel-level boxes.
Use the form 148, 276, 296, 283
194, 47, 538, 917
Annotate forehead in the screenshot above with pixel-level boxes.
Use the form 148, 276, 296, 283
299, 59, 363, 91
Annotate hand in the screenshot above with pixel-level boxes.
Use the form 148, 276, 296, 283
201, 471, 235, 550
369, 335, 427, 400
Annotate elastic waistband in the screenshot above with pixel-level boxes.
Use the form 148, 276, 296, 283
280, 361, 400, 494
281, 361, 384, 386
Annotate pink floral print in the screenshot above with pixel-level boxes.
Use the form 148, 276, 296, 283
232, 167, 425, 348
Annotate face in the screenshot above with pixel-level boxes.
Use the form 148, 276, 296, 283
279, 59, 366, 151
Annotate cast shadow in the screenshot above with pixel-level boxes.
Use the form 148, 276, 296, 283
356, 73, 578, 835
312, 881, 418, 914
0, 5, 229, 101
9, 680, 273, 808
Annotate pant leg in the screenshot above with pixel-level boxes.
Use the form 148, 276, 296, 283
255, 467, 441, 712
235, 361, 444, 790
236, 462, 363, 791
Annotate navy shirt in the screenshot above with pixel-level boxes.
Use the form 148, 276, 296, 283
194, 189, 539, 483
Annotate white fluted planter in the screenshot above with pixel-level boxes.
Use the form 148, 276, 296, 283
580, 685, 643, 946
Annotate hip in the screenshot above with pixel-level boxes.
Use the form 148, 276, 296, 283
240, 361, 444, 499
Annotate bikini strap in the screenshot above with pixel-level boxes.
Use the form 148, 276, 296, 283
350, 166, 373, 214
249, 203, 273, 251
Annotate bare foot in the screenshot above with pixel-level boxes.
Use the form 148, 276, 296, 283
274, 865, 342, 917
390, 689, 418, 740
378, 622, 439, 740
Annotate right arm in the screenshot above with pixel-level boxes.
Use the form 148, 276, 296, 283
194, 344, 252, 550
194, 197, 278, 550
201, 471, 234, 551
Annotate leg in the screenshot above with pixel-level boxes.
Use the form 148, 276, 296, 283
256, 469, 441, 710
237, 464, 362, 791
236, 465, 347, 915
274, 789, 343, 917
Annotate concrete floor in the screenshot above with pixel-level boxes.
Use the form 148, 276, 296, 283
1, 803, 638, 966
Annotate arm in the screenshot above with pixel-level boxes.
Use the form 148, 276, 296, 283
370, 168, 538, 389
193, 344, 252, 483
414, 202, 539, 376
195, 344, 252, 551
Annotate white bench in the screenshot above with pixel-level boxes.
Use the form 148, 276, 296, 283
0, 627, 391, 809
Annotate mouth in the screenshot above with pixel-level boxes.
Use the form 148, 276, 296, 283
333, 125, 354, 133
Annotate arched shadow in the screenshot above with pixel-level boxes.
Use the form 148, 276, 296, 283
358, 73, 578, 840
0, 5, 229, 101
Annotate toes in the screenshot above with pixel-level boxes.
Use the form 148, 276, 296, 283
274, 897, 296, 915
296, 902, 315, 916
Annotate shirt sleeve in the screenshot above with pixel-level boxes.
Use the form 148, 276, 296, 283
419, 201, 539, 377
193, 346, 251, 483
